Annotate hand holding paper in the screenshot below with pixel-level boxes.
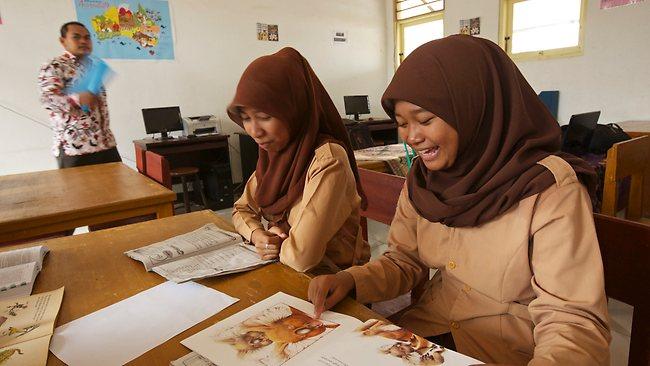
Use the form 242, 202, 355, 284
67, 55, 113, 112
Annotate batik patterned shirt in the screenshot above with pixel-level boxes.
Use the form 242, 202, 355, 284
38, 52, 116, 157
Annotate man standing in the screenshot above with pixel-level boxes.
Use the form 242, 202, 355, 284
38, 21, 120, 168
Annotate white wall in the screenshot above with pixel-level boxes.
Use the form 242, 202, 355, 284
392, 0, 650, 125
0, 0, 390, 179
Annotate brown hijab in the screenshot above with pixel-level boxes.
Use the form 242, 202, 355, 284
382, 35, 596, 227
228, 47, 365, 218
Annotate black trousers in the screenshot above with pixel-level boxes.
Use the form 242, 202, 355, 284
57, 147, 122, 169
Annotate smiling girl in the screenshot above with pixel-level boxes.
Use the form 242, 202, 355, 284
309, 36, 610, 365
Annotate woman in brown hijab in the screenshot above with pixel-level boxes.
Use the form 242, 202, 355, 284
230, 47, 370, 274
309, 36, 610, 365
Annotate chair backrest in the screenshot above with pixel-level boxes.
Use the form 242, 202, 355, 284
346, 123, 375, 150
358, 168, 405, 240
144, 150, 171, 188
134, 145, 146, 173
601, 135, 650, 220
593, 213, 650, 366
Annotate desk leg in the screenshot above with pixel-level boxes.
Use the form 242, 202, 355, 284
644, 164, 650, 217
155, 203, 174, 218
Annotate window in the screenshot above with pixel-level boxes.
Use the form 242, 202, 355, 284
396, 0, 444, 20
500, 0, 586, 60
395, 0, 445, 65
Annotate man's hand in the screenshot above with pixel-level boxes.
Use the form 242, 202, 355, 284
78, 91, 97, 110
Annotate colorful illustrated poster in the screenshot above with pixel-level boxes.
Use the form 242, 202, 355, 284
600, 0, 644, 8
74, 0, 174, 60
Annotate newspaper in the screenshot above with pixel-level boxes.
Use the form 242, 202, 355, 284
125, 224, 274, 283
0, 246, 49, 301
180, 292, 481, 366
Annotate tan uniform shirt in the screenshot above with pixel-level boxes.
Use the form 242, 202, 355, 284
346, 156, 610, 365
233, 142, 370, 273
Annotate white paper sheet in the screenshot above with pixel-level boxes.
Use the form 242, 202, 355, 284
49, 281, 238, 366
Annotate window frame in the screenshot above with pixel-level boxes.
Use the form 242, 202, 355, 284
395, 7, 444, 66
498, 0, 587, 61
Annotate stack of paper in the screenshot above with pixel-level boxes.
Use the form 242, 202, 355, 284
0, 246, 49, 301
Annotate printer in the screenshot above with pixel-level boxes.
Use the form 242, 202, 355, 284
182, 115, 220, 136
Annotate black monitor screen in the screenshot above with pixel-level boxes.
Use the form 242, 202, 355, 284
562, 111, 600, 154
142, 106, 183, 135
344, 95, 370, 119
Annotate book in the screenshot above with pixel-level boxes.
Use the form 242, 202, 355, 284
179, 292, 481, 366
0, 246, 49, 301
0, 287, 64, 366
66, 55, 113, 112
125, 224, 274, 283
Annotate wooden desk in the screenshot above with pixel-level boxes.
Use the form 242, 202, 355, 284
134, 134, 229, 156
363, 119, 398, 146
0, 210, 380, 365
618, 120, 650, 138
133, 134, 234, 209
355, 143, 409, 177
0, 163, 175, 244
357, 160, 391, 173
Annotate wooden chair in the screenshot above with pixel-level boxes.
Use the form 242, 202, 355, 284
602, 135, 650, 220
358, 168, 405, 241
134, 145, 147, 173
144, 151, 208, 214
593, 213, 650, 366
144, 150, 171, 188
357, 168, 428, 315
346, 123, 376, 150
170, 166, 208, 213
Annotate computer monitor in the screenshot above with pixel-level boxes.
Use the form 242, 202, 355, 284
142, 106, 183, 139
344, 95, 370, 121
562, 111, 601, 155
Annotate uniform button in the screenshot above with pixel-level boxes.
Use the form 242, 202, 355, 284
450, 321, 460, 329
462, 284, 471, 293
448, 260, 457, 270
